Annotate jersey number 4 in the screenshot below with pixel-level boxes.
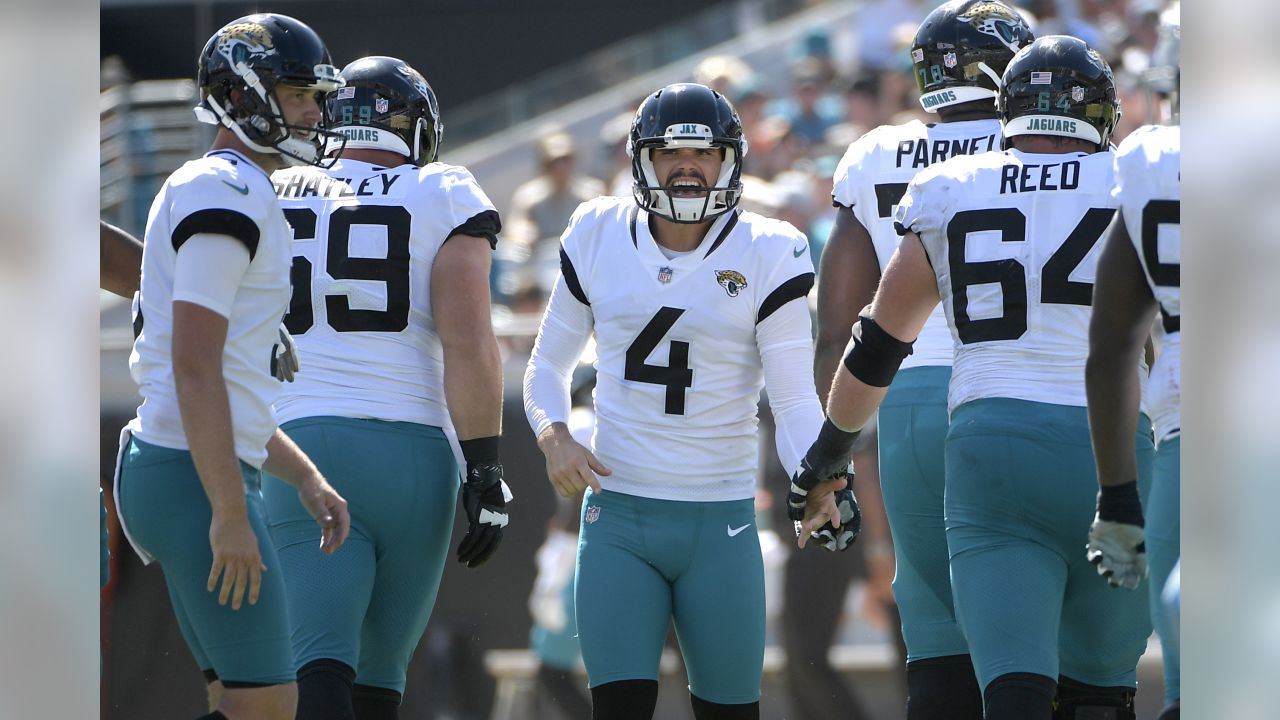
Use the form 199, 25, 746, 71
282, 206, 411, 334
625, 307, 693, 415
947, 207, 1114, 344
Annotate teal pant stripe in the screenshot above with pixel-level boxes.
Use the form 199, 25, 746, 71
263, 416, 458, 695
878, 365, 969, 661
945, 398, 1154, 691
575, 490, 764, 703
118, 436, 294, 684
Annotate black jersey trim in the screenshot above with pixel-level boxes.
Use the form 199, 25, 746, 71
1161, 311, 1179, 334
559, 247, 589, 306
702, 209, 740, 258
628, 205, 639, 248
445, 209, 502, 250
172, 208, 260, 260
756, 272, 815, 324
893, 220, 910, 237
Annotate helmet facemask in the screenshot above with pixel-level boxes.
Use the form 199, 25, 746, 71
629, 124, 744, 224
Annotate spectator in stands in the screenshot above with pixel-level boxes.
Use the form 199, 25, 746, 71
500, 131, 603, 306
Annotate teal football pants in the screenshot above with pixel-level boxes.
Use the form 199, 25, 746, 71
878, 365, 969, 661
575, 489, 764, 703
117, 435, 295, 685
1148, 436, 1180, 703
263, 416, 458, 695
945, 398, 1154, 691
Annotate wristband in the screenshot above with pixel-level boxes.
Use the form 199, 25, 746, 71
1096, 480, 1144, 527
460, 436, 500, 466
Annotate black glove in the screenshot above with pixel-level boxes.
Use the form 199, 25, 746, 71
457, 437, 508, 568
787, 418, 861, 522
807, 487, 861, 552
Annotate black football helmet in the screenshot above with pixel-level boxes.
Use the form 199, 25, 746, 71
999, 35, 1120, 151
628, 83, 746, 224
328, 56, 443, 166
910, 0, 1034, 113
194, 14, 346, 167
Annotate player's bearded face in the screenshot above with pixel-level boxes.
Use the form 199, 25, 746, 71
276, 85, 324, 139
653, 146, 723, 198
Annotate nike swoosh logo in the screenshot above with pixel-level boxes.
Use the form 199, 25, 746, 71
727, 523, 751, 537
793, 244, 806, 257
221, 179, 250, 195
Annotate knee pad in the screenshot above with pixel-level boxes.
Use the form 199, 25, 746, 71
297, 659, 356, 720
689, 694, 759, 720
353, 683, 402, 720
984, 672, 1056, 720
907, 655, 983, 720
590, 679, 658, 720
1053, 676, 1136, 720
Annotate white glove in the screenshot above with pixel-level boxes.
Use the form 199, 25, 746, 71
1086, 517, 1147, 590
272, 324, 300, 382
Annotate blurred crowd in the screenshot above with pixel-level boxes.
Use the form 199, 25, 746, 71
490, 0, 1176, 326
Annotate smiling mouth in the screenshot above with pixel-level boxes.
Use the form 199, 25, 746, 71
668, 177, 708, 198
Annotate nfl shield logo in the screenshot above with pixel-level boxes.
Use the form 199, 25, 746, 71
943, 52, 957, 68
657, 266, 673, 283
1071, 86, 1085, 102
585, 506, 601, 524
375, 97, 389, 113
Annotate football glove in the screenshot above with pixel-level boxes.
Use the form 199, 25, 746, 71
807, 487, 861, 552
271, 324, 300, 383
1086, 519, 1147, 590
787, 419, 860, 522
457, 461, 508, 568
1086, 480, 1147, 590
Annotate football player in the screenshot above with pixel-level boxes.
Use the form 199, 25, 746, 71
817, 3, 1032, 717
792, 36, 1154, 720
113, 15, 350, 720
265, 55, 507, 720
1085, 7, 1180, 719
524, 83, 848, 720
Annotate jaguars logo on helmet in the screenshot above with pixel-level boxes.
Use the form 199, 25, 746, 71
195, 13, 346, 168
909, 0, 1033, 113
328, 56, 444, 166
214, 22, 275, 66
999, 35, 1120, 151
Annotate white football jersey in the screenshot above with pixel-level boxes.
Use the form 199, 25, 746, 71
270, 159, 499, 428
897, 149, 1145, 412
833, 119, 1001, 369
558, 198, 818, 501
127, 149, 293, 468
1115, 124, 1180, 443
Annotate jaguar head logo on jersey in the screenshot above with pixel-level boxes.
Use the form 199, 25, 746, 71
716, 270, 748, 297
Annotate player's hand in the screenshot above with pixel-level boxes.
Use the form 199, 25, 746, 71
787, 419, 860, 522
801, 487, 861, 552
271, 324, 300, 382
207, 511, 266, 611
1086, 518, 1147, 590
793, 472, 847, 548
296, 474, 350, 554
457, 461, 509, 568
537, 424, 610, 498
